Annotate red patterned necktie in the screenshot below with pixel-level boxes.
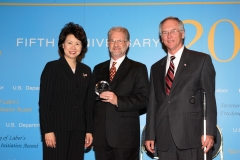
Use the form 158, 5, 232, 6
110, 62, 117, 81
166, 56, 175, 95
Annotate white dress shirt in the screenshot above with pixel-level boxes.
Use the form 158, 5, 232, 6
109, 55, 126, 71
165, 46, 184, 75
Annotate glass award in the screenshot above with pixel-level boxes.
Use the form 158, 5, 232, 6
95, 81, 111, 100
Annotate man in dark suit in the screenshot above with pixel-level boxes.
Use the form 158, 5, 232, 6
145, 17, 217, 160
93, 26, 149, 160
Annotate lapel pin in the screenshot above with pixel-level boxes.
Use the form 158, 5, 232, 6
83, 73, 87, 78
184, 64, 187, 66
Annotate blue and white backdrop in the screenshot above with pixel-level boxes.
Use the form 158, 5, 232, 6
0, 0, 239, 159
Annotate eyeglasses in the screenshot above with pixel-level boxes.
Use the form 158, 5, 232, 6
108, 39, 128, 44
161, 29, 182, 36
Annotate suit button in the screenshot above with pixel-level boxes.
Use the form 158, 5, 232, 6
74, 106, 79, 108
76, 95, 79, 98
76, 85, 79, 88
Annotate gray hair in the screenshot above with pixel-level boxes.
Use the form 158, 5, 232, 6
108, 26, 130, 41
159, 16, 185, 35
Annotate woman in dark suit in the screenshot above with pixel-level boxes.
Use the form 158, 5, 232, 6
39, 22, 93, 160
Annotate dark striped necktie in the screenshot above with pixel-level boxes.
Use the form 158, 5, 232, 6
166, 56, 175, 95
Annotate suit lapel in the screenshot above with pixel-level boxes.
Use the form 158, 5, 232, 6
75, 62, 86, 82
98, 61, 110, 83
171, 48, 189, 92
59, 56, 76, 80
151, 56, 167, 94
159, 56, 167, 94
110, 57, 130, 89
59, 56, 87, 82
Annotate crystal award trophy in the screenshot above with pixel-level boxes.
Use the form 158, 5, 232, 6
95, 81, 111, 100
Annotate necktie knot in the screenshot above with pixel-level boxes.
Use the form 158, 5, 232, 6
112, 62, 117, 66
170, 56, 175, 62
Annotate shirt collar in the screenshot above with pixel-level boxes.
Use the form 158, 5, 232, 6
110, 55, 126, 71
167, 45, 184, 60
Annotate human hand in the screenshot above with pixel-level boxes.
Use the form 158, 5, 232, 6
145, 140, 155, 153
201, 135, 214, 153
45, 132, 56, 148
85, 133, 93, 148
100, 91, 117, 105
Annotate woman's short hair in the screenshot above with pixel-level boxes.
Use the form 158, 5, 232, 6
58, 22, 88, 56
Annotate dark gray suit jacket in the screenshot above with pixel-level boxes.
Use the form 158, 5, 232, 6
93, 57, 149, 148
145, 47, 217, 151
39, 56, 93, 135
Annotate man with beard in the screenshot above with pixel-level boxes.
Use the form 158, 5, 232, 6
93, 26, 149, 160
